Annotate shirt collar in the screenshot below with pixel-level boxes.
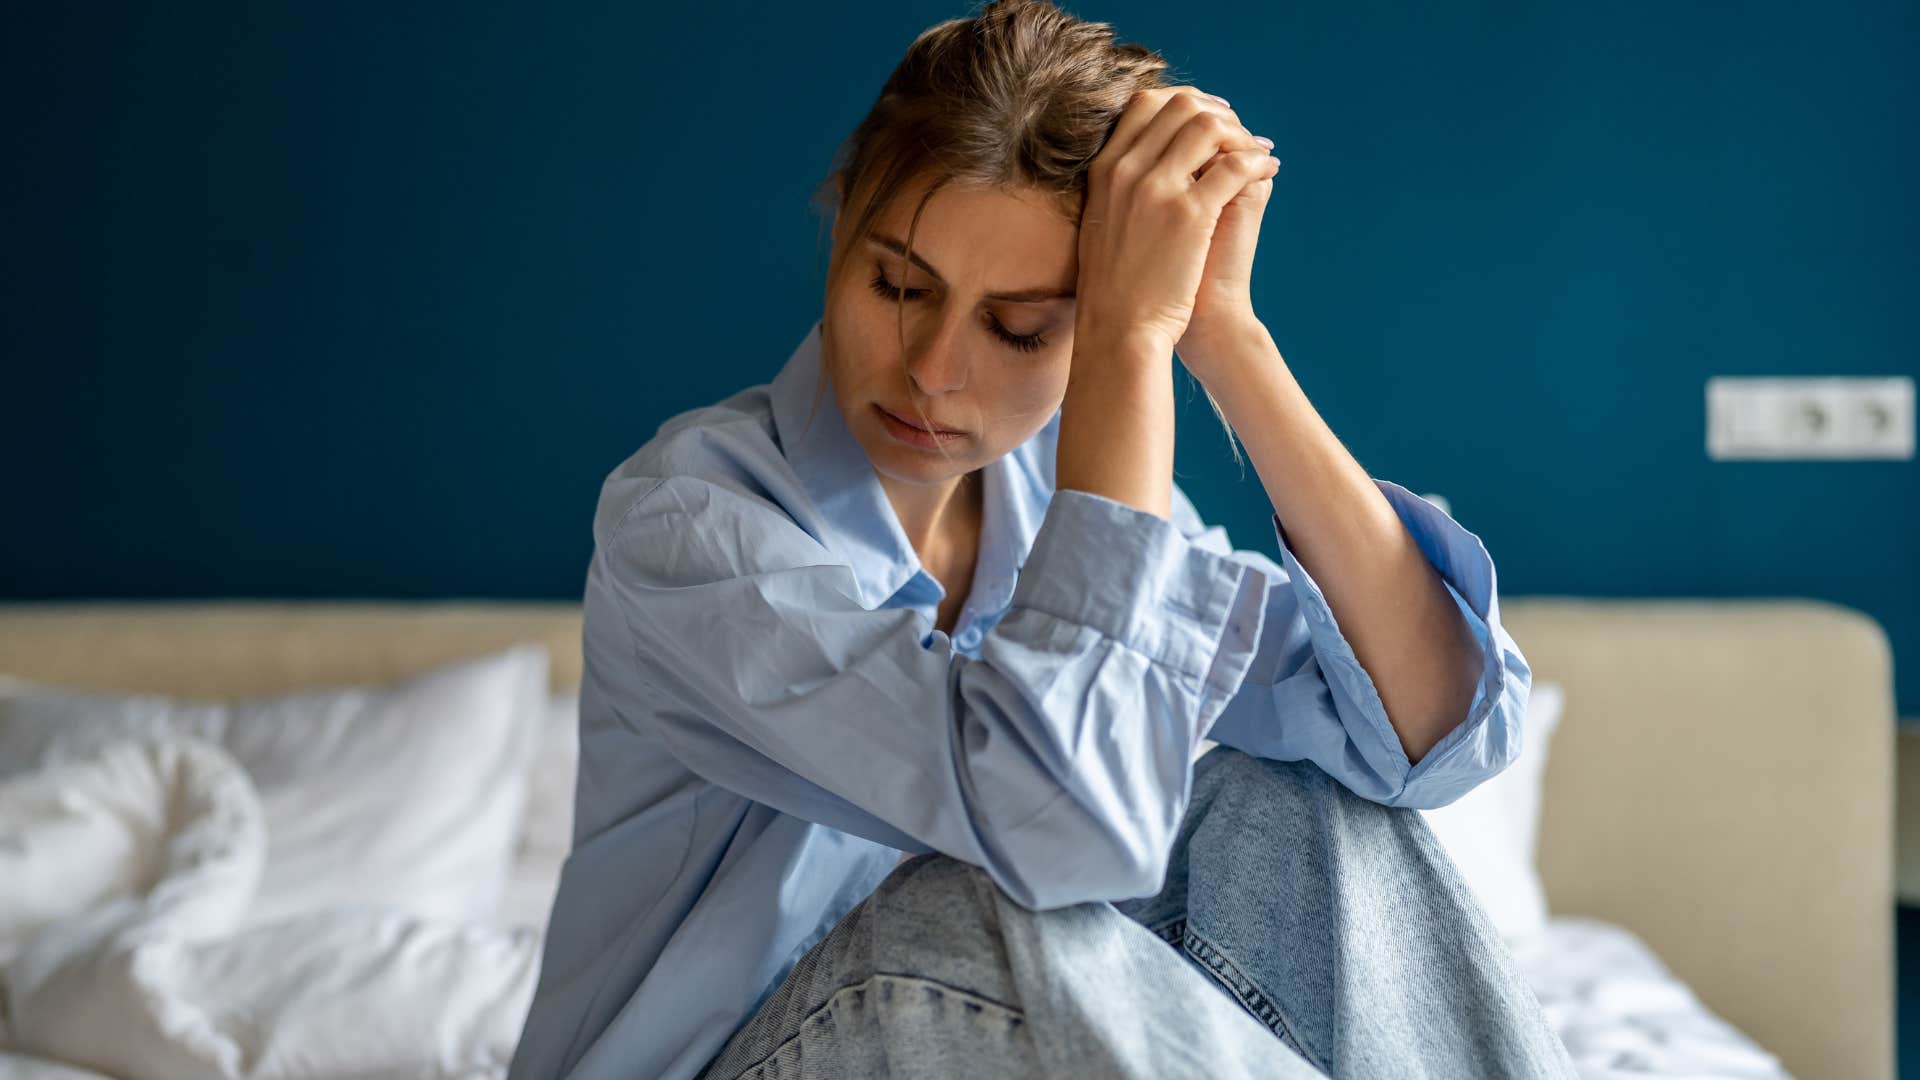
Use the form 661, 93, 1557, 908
769, 317, 1058, 615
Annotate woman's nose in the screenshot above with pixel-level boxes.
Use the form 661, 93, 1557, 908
905, 320, 970, 395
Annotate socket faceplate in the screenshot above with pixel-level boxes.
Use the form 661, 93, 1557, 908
1707, 376, 1914, 460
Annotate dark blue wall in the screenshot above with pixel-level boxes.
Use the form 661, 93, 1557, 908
3, 2, 1914, 713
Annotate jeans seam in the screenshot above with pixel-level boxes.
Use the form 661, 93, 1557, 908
722, 973, 1026, 1080
869, 971, 1025, 1015
1162, 916, 1330, 1076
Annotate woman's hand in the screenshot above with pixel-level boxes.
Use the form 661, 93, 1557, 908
1183, 119, 1279, 375
1074, 85, 1279, 363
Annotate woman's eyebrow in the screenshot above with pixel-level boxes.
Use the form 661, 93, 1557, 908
867, 233, 1075, 302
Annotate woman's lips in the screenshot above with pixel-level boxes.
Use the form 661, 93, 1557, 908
875, 403, 966, 448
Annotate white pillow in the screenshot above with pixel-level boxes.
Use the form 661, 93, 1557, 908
497, 686, 579, 931
0, 645, 549, 930
1418, 679, 1565, 943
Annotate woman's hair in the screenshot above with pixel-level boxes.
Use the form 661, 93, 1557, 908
806, 0, 1244, 470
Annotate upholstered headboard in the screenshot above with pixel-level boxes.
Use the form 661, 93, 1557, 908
0, 596, 1893, 1080
1504, 597, 1892, 1080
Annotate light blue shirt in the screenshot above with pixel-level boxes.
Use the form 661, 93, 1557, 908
507, 318, 1532, 1080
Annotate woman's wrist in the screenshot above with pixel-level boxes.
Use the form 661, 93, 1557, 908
1057, 331, 1176, 519
1069, 314, 1175, 370
1175, 312, 1269, 389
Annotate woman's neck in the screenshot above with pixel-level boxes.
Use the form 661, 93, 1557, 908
879, 468, 983, 571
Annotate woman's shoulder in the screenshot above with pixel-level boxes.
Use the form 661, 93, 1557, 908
592, 384, 812, 556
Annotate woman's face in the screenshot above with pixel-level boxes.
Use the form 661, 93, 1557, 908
822, 173, 1080, 489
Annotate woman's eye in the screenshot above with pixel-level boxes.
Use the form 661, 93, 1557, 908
868, 267, 929, 302
868, 265, 1046, 355
987, 315, 1046, 354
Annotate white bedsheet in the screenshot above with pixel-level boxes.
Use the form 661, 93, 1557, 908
0, 1052, 109, 1080
1513, 916, 1793, 1079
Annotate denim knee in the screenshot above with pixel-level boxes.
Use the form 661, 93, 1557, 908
860, 852, 1128, 961
846, 852, 1042, 1007
866, 852, 1002, 922
859, 853, 1025, 956
1188, 745, 1434, 858
1203, 744, 1426, 809
1192, 745, 1338, 810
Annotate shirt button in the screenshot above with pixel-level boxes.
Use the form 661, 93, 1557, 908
957, 627, 982, 648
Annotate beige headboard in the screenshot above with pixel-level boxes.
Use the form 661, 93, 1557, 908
1504, 597, 1893, 1080
0, 596, 1894, 1080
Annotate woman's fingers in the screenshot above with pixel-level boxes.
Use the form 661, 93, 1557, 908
1192, 147, 1280, 209
1194, 143, 1281, 182
1096, 85, 1205, 169
1099, 85, 1253, 180
1161, 109, 1262, 184
1119, 91, 1223, 183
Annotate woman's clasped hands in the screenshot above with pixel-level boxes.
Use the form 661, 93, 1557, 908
1074, 85, 1281, 384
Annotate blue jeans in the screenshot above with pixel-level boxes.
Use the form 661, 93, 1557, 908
695, 746, 1579, 1079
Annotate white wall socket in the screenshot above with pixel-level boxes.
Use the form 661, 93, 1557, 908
1706, 376, 1914, 460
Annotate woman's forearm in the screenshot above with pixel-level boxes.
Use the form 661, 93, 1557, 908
1185, 317, 1482, 765
1056, 330, 1177, 521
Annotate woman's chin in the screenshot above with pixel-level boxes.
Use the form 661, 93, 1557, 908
867, 437, 975, 483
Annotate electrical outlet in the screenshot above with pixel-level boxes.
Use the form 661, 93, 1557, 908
1706, 376, 1914, 460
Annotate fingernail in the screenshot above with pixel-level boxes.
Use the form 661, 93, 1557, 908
1206, 92, 1230, 106
1252, 135, 1274, 149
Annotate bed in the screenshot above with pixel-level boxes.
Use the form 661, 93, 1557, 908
0, 596, 1893, 1079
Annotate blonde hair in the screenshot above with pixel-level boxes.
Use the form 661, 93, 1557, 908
805, 0, 1244, 468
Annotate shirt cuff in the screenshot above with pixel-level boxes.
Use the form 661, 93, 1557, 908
1272, 478, 1525, 808
1013, 487, 1270, 712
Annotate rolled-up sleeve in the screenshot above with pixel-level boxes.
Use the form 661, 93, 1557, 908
1177, 478, 1531, 810
595, 474, 1271, 910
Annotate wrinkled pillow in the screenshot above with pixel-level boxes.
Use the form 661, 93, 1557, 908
0, 645, 549, 930
1418, 680, 1565, 943
0, 736, 539, 1080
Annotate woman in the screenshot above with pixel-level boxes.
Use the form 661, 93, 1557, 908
508, 2, 1573, 1078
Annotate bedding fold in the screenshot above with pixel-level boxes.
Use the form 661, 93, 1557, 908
0, 735, 540, 1080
